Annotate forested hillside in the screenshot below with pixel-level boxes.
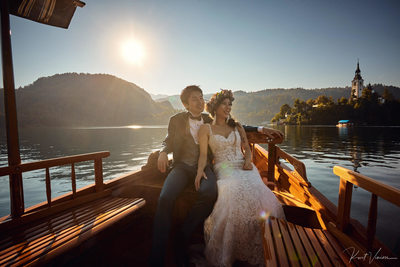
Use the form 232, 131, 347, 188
0, 73, 175, 127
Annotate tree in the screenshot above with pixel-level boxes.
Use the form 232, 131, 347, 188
306, 98, 315, 106
361, 84, 373, 100
293, 99, 307, 114
279, 104, 292, 118
315, 95, 334, 106
382, 88, 394, 102
337, 97, 348, 105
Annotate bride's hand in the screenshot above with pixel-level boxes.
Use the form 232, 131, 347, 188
195, 171, 208, 191
243, 160, 253, 170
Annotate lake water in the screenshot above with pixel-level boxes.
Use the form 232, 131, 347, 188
0, 125, 399, 254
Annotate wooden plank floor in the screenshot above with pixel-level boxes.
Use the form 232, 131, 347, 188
0, 196, 145, 266
262, 217, 351, 267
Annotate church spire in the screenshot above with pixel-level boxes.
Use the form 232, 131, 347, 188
354, 59, 362, 80
351, 59, 364, 99
356, 59, 360, 74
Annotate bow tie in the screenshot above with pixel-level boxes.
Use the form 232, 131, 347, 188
189, 114, 202, 121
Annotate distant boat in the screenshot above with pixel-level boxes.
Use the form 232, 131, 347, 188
337, 119, 353, 127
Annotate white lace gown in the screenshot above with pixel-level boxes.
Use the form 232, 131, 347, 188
204, 127, 285, 267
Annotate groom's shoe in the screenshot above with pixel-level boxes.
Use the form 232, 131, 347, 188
174, 235, 190, 267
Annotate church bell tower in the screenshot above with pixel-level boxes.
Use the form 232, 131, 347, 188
351, 60, 364, 99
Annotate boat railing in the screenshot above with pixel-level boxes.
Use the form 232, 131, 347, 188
0, 151, 110, 218
247, 132, 309, 188
275, 146, 310, 187
247, 131, 285, 184
333, 165, 400, 250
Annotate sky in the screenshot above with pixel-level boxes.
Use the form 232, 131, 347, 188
4, 0, 400, 95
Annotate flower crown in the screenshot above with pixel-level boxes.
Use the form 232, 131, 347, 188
207, 89, 234, 116
215, 89, 234, 102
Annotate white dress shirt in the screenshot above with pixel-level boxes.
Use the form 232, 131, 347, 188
188, 117, 204, 144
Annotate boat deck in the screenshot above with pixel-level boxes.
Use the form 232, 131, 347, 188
0, 196, 145, 266
262, 216, 350, 267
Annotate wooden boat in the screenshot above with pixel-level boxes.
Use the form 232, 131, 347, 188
1, 1, 399, 266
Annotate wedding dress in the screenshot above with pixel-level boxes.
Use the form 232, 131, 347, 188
204, 125, 285, 267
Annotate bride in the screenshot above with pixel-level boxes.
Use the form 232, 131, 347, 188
195, 90, 285, 266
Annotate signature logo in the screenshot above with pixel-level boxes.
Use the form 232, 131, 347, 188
343, 247, 398, 264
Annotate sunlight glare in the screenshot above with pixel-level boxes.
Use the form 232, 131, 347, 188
121, 39, 145, 66
128, 125, 143, 129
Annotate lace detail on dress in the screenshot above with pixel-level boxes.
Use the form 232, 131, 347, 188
203, 126, 285, 267
208, 127, 243, 164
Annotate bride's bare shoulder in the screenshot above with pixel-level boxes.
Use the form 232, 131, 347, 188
199, 124, 210, 135
235, 122, 247, 138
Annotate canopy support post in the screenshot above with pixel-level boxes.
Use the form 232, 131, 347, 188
1, 0, 24, 217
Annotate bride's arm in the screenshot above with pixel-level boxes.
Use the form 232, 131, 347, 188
237, 123, 253, 170
195, 125, 209, 191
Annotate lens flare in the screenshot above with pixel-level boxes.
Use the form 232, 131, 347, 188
260, 210, 270, 220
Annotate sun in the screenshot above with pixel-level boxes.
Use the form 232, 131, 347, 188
121, 39, 146, 66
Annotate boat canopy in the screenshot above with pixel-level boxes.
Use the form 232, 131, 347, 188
9, 0, 85, 29
338, 120, 350, 123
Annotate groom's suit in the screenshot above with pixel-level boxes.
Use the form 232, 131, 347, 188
161, 112, 213, 165
150, 111, 258, 267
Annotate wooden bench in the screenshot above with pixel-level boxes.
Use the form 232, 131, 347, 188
262, 216, 352, 267
0, 151, 146, 266
0, 194, 145, 266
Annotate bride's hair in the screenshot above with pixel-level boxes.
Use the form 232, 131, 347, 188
206, 89, 238, 127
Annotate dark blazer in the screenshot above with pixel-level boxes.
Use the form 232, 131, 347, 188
160, 112, 258, 164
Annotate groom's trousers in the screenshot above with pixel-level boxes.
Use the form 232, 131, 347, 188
150, 162, 217, 267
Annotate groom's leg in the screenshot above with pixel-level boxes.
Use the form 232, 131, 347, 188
150, 163, 190, 266
180, 164, 217, 242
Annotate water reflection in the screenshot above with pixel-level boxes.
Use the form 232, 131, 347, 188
278, 126, 400, 182
350, 149, 362, 172
338, 126, 348, 138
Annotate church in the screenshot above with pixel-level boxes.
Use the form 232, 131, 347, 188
351, 60, 364, 99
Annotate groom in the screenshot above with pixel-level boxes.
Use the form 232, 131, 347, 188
150, 85, 283, 267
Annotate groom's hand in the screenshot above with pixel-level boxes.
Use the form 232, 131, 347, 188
157, 151, 169, 173
195, 172, 208, 191
260, 127, 284, 142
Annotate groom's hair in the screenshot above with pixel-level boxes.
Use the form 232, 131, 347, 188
180, 85, 203, 105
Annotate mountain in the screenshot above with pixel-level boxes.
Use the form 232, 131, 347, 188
0, 73, 175, 127
159, 86, 400, 125
150, 93, 170, 100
